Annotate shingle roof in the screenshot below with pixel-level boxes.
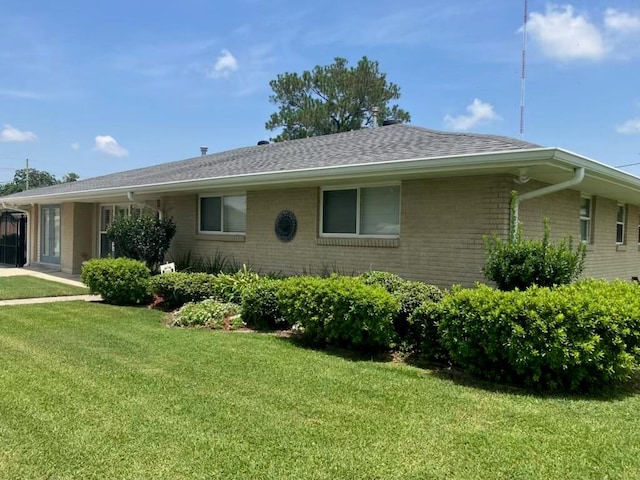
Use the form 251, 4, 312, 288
0, 124, 542, 200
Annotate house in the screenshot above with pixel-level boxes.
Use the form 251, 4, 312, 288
1, 123, 640, 287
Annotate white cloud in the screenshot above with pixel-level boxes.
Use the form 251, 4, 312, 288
605, 8, 640, 34
444, 99, 501, 132
208, 49, 238, 78
94, 135, 128, 157
527, 5, 606, 61
0, 89, 48, 100
616, 118, 640, 134
0, 124, 37, 142
70, 142, 80, 150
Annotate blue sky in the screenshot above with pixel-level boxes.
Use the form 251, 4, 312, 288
1, 0, 640, 184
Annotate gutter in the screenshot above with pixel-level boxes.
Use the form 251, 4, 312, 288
511, 167, 585, 239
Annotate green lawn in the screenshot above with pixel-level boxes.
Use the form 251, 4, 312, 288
0, 275, 89, 300
0, 302, 638, 479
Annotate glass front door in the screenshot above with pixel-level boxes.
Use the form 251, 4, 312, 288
40, 205, 61, 264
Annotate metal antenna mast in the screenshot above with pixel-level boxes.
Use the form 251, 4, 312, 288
520, 0, 528, 140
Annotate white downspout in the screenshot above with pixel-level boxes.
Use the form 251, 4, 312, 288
511, 167, 585, 239
1, 202, 31, 267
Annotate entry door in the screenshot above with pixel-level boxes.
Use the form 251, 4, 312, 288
41, 205, 61, 264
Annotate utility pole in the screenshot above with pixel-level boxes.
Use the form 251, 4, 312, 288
25, 158, 29, 190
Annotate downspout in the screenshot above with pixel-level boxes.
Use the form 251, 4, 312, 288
511, 167, 585, 239
1, 202, 31, 267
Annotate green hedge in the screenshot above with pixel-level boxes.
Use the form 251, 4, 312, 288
241, 278, 286, 330
148, 272, 222, 308
277, 275, 399, 351
360, 271, 443, 350
436, 280, 640, 391
81, 258, 151, 305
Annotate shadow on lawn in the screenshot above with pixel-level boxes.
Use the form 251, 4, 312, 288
423, 363, 640, 402
275, 334, 640, 401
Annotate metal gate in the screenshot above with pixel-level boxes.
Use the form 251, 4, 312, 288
0, 211, 27, 267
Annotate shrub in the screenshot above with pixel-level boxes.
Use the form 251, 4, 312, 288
436, 281, 640, 391
406, 301, 449, 362
360, 271, 406, 293
148, 272, 222, 308
81, 257, 151, 305
360, 271, 443, 349
106, 214, 176, 272
215, 265, 261, 303
173, 299, 242, 329
277, 275, 399, 351
483, 214, 586, 291
241, 279, 287, 330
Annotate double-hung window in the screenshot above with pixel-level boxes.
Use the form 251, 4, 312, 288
616, 204, 626, 245
199, 195, 246, 234
579, 196, 592, 243
321, 185, 400, 237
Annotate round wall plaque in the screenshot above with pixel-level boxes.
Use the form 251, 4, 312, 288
274, 210, 297, 242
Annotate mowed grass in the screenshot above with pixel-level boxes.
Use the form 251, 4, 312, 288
0, 275, 88, 300
0, 303, 639, 479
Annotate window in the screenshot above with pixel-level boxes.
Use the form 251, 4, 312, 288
321, 185, 400, 237
616, 204, 625, 244
199, 195, 246, 233
579, 196, 591, 243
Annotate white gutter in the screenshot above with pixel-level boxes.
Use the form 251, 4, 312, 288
1, 202, 31, 267
511, 167, 585, 239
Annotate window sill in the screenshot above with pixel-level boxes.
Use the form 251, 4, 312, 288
196, 233, 246, 243
317, 237, 399, 248
616, 244, 627, 252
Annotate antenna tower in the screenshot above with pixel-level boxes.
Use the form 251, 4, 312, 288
520, 0, 528, 140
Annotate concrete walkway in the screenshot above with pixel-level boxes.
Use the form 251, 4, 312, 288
0, 266, 102, 305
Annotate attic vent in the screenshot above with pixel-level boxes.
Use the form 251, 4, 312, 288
257, 140, 269, 145
200, 146, 208, 156
383, 119, 400, 126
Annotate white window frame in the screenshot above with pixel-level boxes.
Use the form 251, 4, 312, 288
198, 193, 247, 235
579, 195, 592, 243
320, 183, 401, 239
616, 203, 626, 245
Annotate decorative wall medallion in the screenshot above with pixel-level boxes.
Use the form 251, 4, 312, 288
275, 210, 297, 242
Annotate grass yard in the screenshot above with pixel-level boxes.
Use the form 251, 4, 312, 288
0, 275, 88, 300
0, 302, 639, 479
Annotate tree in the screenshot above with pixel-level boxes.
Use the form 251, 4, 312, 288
106, 214, 177, 272
265, 56, 411, 141
62, 172, 79, 183
0, 168, 80, 196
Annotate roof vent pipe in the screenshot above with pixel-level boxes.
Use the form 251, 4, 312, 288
257, 140, 270, 145
371, 106, 379, 128
200, 146, 208, 156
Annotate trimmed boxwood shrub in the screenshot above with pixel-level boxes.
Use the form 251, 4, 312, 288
241, 278, 287, 330
360, 271, 443, 350
173, 299, 242, 329
407, 301, 449, 362
81, 257, 151, 305
148, 272, 222, 308
436, 280, 640, 391
277, 275, 399, 351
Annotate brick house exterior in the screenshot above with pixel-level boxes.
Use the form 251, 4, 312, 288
2, 124, 640, 287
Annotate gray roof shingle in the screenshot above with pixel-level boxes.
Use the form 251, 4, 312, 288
0, 124, 542, 199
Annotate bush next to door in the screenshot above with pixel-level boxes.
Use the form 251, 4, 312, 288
81, 258, 151, 305
436, 280, 640, 392
277, 275, 399, 351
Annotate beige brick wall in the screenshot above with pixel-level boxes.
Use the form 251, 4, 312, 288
164, 176, 514, 288
518, 184, 640, 281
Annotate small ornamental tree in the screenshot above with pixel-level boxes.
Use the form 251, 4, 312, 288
483, 196, 586, 291
106, 213, 176, 272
